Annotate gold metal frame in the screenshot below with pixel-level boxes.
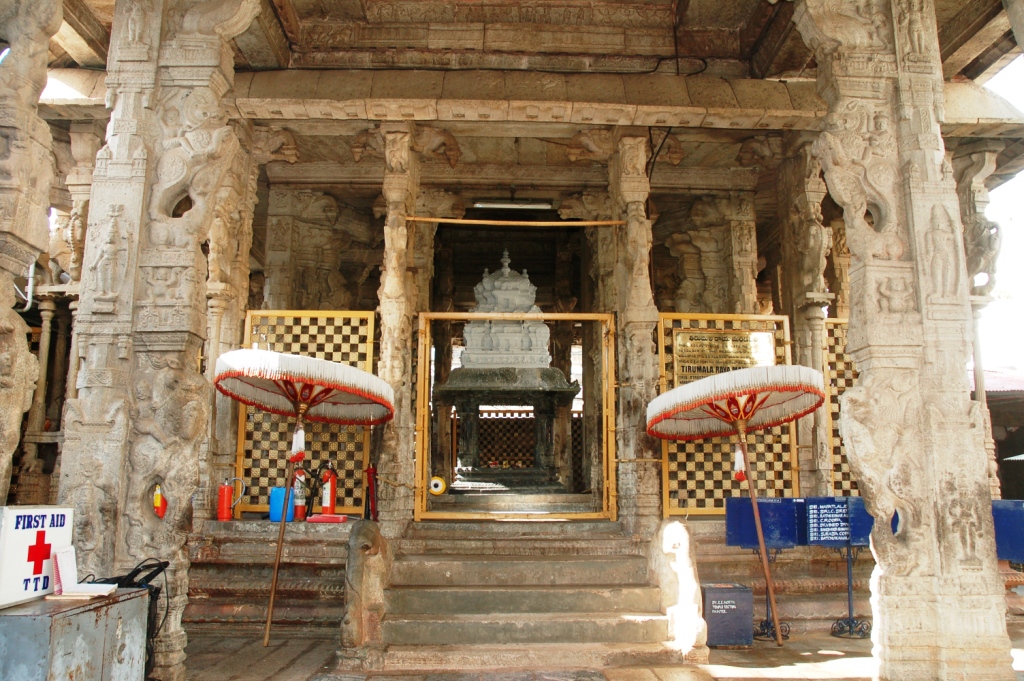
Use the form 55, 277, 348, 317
656, 313, 797, 517
233, 309, 376, 517
415, 311, 617, 521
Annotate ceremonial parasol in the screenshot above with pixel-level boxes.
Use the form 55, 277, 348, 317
647, 365, 825, 646
214, 348, 395, 646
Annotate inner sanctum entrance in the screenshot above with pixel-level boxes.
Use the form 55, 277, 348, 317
415, 217, 617, 519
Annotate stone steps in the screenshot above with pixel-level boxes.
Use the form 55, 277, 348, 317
427, 492, 597, 513
184, 520, 350, 631
383, 612, 669, 645
385, 584, 662, 614
378, 643, 696, 671
375, 524, 681, 671
389, 553, 650, 586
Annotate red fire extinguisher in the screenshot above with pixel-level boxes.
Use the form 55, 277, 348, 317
217, 478, 246, 521
293, 469, 308, 521
321, 463, 337, 515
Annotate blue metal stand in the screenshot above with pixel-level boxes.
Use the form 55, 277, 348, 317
831, 545, 870, 639
752, 549, 790, 641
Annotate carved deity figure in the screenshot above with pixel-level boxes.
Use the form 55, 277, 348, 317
877, 276, 914, 313
385, 132, 410, 173
925, 205, 959, 299
91, 205, 127, 298
126, 1, 148, 46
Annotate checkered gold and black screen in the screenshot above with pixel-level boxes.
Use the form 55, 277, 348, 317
824, 319, 860, 496
235, 311, 375, 515
658, 315, 796, 515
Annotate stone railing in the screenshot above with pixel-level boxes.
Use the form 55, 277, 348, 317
339, 520, 392, 671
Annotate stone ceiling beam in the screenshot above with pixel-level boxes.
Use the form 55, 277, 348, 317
233, 0, 290, 69
264, 160, 759, 193
747, 1, 795, 79
39, 68, 1024, 143
54, 0, 108, 68
939, 0, 1012, 79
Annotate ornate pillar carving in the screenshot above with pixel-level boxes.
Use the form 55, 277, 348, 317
777, 134, 833, 496
0, 0, 61, 280
610, 137, 660, 536
376, 123, 419, 538
723, 192, 759, 314
952, 141, 1006, 499
20, 297, 56, 475
792, 0, 1013, 677
826, 218, 851, 319
412, 189, 463, 485
0, 0, 59, 504
560, 191, 614, 497
59, 2, 259, 680
0, 283, 38, 504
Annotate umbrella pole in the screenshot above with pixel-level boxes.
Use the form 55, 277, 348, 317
264, 410, 305, 647
737, 419, 784, 647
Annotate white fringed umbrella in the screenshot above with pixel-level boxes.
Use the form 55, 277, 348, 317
213, 348, 394, 647
646, 365, 825, 646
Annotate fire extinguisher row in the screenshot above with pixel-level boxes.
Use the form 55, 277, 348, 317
213, 462, 378, 521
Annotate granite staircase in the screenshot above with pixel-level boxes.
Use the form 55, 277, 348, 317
378, 520, 702, 671
184, 520, 349, 633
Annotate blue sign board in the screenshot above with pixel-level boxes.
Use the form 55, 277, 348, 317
804, 496, 874, 548
725, 497, 803, 550
992, 500, 1024, 563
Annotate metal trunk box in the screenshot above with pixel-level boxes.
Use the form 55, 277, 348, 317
702, 582, 753, 648
0, 588, 148, 681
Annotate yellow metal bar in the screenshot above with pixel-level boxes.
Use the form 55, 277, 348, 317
420, 311, 612, 321
405, 216, 624, 227
419, 511, 613, 521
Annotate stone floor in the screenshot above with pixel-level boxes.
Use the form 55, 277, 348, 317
184, 623, 1024, 681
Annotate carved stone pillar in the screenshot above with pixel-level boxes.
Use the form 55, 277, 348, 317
50, 310, 71, 423
826, 218, 851, 319
0, 0, 58, 504
777, 134, 833, 496
560, 191, 615, 499
610, 137, 660, 537
263, 189, 294, 310
0, 278, 38, 504
552, 231, 576, 488
0, 0, 61, 282
59, 2, 259, 680
65, 300, 80, 400
432, 240, 454, 481
952, 141, 1005, 500
376, 124, 419, 538
793, 1, 1013, 677
414, 190, 463, 485
21, 297, 56, 473
723, 192, 759, 314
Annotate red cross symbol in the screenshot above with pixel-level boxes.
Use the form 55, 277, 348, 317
26, 531, 51, 576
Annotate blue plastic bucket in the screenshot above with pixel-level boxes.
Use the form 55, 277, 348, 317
268, 487, 295, 522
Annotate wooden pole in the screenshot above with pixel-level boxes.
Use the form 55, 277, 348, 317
736, 418, 784, 647
264, 409, 305, 646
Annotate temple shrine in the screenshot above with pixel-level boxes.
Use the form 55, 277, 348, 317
0, 0, 1023, 679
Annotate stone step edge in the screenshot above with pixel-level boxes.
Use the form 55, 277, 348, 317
368, 642, 707, 672
383, 612, 669, 623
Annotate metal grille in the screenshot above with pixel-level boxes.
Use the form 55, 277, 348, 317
454, 409, 585, 472
824, 319, 860, 496
477, 409, 536, 467
658, 314, 796, 515
235, 311, 375, 515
